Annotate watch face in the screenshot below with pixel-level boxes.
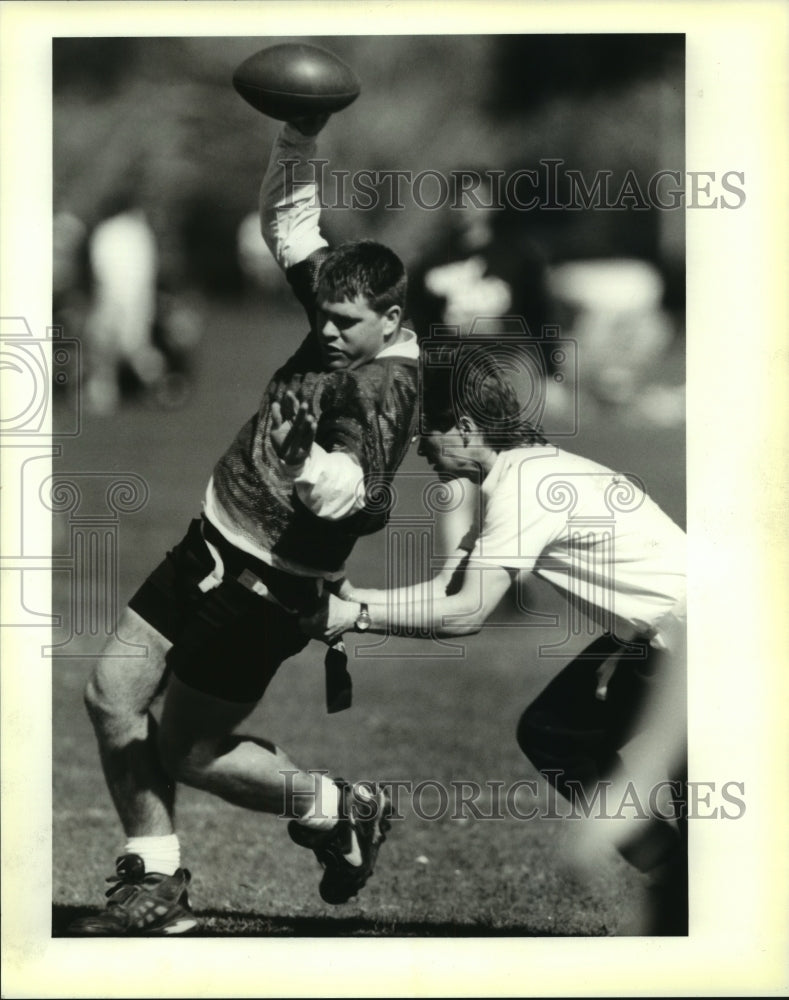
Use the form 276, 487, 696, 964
355, 609, 372, 631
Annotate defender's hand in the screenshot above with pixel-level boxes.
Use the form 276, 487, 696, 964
299, 593, 358, 642
326, 577, 356, 600
270, 391, 317, 466
290, 113, 331, 136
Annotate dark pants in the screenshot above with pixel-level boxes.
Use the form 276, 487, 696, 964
517, 631, 688, 932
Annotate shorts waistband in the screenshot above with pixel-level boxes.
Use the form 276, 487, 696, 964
200, 515, 323, 614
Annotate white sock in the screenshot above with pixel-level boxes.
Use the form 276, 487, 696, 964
295, 776, 341, 831
124, 834, 181, 876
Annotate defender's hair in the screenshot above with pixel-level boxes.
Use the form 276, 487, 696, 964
421, 351, 548, 449
317, 240, 407, 314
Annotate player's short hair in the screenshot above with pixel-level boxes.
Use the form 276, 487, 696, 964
421, 351, 547, 449
317, 240, 407, 315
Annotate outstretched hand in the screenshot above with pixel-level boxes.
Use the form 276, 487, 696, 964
290, 113, 331, 137
270, 390, 317, 466
299, 592, 359, 643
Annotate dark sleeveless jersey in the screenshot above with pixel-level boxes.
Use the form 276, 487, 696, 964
209, 248, 419, 575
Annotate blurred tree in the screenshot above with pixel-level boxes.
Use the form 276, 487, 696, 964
487, 34, 684, 114
53, 37, 139, 96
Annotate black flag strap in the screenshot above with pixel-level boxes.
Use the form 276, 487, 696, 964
325, 638, 353, 713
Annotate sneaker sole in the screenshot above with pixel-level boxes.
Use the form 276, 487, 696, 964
160, 916, 198, 935
70, 915, 198, 937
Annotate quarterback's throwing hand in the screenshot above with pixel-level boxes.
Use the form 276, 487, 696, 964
270, 390, 317, 466
290, 113, 331, 136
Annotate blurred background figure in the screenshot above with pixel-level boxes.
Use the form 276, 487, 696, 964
82, 194, 164, 415
409, 176, 549, 346
408, 176, 562, 536
53, 210, 90, 342
149, 285, 203, 410
236, 210, 290, 297
79, 192, 202, 415
547, 257, 680, 420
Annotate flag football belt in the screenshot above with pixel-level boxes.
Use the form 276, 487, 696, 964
199, 515, 352, 713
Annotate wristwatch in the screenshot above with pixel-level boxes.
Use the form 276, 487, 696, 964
354, 602, 372, 632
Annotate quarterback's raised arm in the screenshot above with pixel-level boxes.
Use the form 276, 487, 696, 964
260, 117, 330, 272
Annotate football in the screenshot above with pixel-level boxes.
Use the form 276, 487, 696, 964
232, 44, 361, 120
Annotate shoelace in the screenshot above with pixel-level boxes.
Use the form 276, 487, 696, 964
103, 866, 160, 901
103, 877, 144, 904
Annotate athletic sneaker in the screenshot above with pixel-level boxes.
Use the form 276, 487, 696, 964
69, 853, 197, 936
289, 780, 392, 904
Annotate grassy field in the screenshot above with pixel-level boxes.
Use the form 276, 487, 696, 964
51, 292, 685, 937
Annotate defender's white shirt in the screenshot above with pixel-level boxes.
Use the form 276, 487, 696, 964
462, 445, 686, 637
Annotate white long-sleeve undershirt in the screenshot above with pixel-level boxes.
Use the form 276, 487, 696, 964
259, 123, 329, 270
278, 444, 366, 521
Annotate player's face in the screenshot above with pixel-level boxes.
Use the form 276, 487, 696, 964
316, 295, 399, 371
417, 425, 482, 482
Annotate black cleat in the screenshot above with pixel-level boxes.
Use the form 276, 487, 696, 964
69, 854, 197, 936
289, 781, 392, 904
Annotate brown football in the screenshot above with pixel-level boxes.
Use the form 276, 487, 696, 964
232, 44, 361, 120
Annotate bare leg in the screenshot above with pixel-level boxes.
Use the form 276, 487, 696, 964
158, 676, 326, 818
84, 607, 175, 836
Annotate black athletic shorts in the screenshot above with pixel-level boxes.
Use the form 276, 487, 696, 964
517, 631, 686, 801
128, 517, 323, 702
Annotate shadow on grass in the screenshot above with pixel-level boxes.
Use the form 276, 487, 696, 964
53, 904, 602, 937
